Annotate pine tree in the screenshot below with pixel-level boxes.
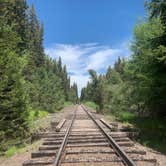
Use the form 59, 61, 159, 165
28, 4, 45, 67
0, 0, 77, 151
61, 65, 70, 100
68, 83, 78, 103
0, 17, 28, 150
57, 57, 62, 74
114, 57, 125, 75
2, 0, 29, 53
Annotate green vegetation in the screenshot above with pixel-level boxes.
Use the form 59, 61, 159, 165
63, 101, 73, 107
84, 101, 98, 110
28, 109, 48, 122
81, 0, 166, 153
4, 140, 42, 157
68, 83, 79, 104
135, 118, 166, 154
115, 111, 136, 122
1, 0, 165, 156
109, 111, 166, 154
5, 146, 17, 157
2, 108, 48, 156
81, 0, 166, 118
0, 0, 78, 153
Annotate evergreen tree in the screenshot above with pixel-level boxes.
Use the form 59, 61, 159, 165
0, 0, 79, 151
0, 16, 28, 150
114, 57, 124, 74
2, 0, 29, 53
81, 0, 166, 116
61, 65, 70, 100
68, 83, 78, 103
28, 4, 45, 67
57, 57, 62, 74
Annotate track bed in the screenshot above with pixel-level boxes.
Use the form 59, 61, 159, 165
23, 105, 156, 166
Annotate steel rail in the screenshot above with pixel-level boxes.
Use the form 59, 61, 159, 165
53, 105, 77, 166
81, 104, 136, 166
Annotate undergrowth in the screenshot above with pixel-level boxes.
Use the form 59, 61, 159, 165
108, 110, 166, 154
83, 101, 98, 111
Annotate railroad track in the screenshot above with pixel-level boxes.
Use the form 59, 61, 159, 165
23, 105, 156, 166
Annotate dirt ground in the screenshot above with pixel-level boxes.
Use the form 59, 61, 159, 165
87, 106, 166, 166
0, 105, 165, 166
134, 142, 166, 166
0, 105, 75, 166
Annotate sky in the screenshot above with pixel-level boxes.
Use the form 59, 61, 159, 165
27, 0, 147, 95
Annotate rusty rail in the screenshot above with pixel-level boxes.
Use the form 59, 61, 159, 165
53, 105, 77, 166
81, 105, 136, 166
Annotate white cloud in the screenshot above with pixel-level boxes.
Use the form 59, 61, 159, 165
45, 42, 131, 96
86, 49, 120, 70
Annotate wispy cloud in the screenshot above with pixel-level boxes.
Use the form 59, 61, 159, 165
45, 42, 131, 95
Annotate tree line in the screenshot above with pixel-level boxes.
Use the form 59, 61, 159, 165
81, 0, 166, 117
0, 0, 78, 151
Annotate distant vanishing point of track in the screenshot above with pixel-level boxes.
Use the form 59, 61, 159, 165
23, 105, 156, 166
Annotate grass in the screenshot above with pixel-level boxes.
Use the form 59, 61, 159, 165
109, 111, 166, 154
5, 146, 17, 157
83, 101, 98, 111
63, 101, 73, 107
28, 108, 48, 122
2, 109, 48, 157
3, 104, 69, 157
4, 140, 42, 157
117, 111, 136, 122
28, 108, 49, 129
130, 117, 166, 154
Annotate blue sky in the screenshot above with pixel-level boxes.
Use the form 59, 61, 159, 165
27, 0, 147, 94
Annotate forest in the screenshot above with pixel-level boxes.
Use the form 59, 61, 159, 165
81, 0, 166, 117
81, 0, 166, 152
0, 0, 78, 151
0, 0, 166, 155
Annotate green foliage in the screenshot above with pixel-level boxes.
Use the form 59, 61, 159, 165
1, 0, 29, 53
0, 0, 77, 153
106, 66, 122, 84
63, 101, 73, 107
135, 118, 166, 154
81, 70, 109, 112
84, 101, 98, 110
27, 108, 49, 135
28, 109, 48, 122
81, 0, 166, 118
29, 66, 65, 112
68, 83, 78, 104
116, 111, 136, 122
0, 14, 28, 151
112, 111, 166, 153
129, 17, 166, 116
28, 4, 45, 67
4, 140, 42, 157
5, 146, 17, 157
80, 0, 166, 153
81, 65, 124, 113
114, 57, 125, 75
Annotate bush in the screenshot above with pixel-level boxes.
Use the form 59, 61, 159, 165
63, 101, 73, 107
84, 101, 98, 110
5, 146, 17, 157
28, 109, 48, 122
118, 111, 136, 122
111, 111, 166, 153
